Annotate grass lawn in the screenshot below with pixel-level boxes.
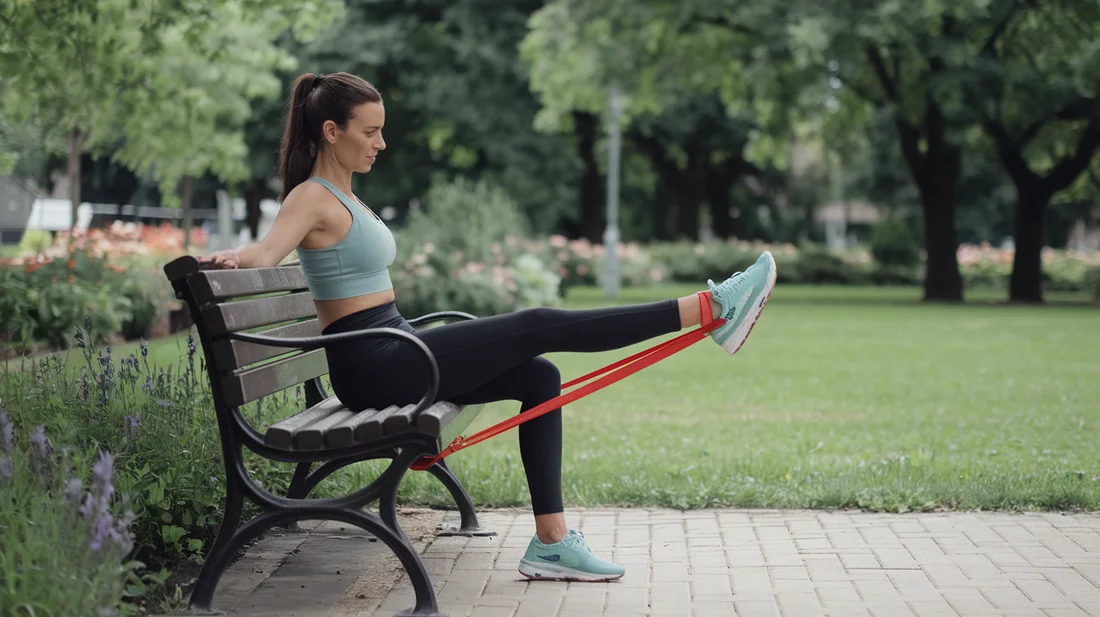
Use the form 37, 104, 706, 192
403, 284, 1100, 512
29, 284, 1100, 512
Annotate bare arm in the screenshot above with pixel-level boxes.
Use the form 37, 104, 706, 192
202, 190, 317, 269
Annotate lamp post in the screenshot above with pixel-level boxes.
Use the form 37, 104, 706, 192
603, 84, 624, 298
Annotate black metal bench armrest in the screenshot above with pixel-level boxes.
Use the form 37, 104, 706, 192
407, 311, 478, 327
228, 327, 439, 420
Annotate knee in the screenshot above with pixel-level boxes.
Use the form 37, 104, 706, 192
516, 307, 564, 330
525, 356, 561, 396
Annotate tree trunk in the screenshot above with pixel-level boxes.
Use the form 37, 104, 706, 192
244, 180, 266, 240
705, 159, 745, 239
672, 146, 705, 240
866, 45, 964, 301
67, 128, 84, 232
985, 120, 1100, 304
180, 176, 194, 251
1008, 185, 1048, 303
573, 112, 605, 243
892, 98, 963, 302
916, 154, 964, 302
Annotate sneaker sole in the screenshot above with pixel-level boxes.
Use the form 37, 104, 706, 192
518, 560, 624, 582
718, 252, 778, 356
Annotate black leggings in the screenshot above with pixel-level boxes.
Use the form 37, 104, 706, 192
322, 299, 682, 515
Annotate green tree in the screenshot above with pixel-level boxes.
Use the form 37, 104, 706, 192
521, 0, 790, 242
959, 0, 1100, 302
0, 0, 340, 237
289, 0, 579, 235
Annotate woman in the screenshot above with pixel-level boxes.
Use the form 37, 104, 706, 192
203, 72, 777, 582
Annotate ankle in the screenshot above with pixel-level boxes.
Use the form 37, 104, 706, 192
702, 290, 721, 319
535, 513, 569, 544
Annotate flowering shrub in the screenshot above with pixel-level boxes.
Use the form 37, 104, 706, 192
0, 410, 143, 617
0, 248, 173, 349
541, 238, 1099, 293
1, 320, 302, 573
532, 235, 666, 291
0, 320, 411, 611
390, 237, 563, 317
14, 221, 208, 261
956, 243, 1100, 292
390, 178, 563, 316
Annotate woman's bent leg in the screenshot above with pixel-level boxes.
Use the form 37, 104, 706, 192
445, 356, 624, 581
448, 357, 564, 520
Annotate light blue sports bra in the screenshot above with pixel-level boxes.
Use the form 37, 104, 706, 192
296, 177, 396, 300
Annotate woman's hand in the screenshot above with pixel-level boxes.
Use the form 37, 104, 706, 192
200, 248, 240, 269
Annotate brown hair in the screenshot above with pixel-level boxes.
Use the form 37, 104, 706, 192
278, 72, 383, 202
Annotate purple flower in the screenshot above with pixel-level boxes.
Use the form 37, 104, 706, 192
80, 450, 133, 555
0, 410, 12, 456
124, 413, 141, 429
65, 477, 84, 505
29, 425, 53, 460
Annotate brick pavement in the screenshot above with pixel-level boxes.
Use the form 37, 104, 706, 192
191, 508, 1100, 617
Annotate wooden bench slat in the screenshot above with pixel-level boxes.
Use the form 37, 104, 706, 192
382, 404, 419, 436
353, 405, 401, 444
191, 267, 308, 303
202, 292, 316, 335
263, 399, 482, 452
213, 320, 322, 370
414, 402, 461, 439
325, 407, 383, 449
222, 349, 329, 407
295, 409, 356, 451
265, 397, 345, 449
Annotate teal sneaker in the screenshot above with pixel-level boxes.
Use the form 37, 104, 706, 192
707, 250, 777, 355
518, 529, 624, 582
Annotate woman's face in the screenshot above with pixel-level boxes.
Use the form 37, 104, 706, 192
322, 101, 386, 173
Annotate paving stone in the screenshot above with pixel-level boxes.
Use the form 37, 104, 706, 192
155, 507, 1100, 617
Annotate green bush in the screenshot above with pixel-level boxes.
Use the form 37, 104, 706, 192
789, 245, 869, 284
1042, 255, 1092, 292
870, 220, 921, 269
961, 259, 1011, 290
390, 177, 562, 316
868, 264, 922, 286
402, 176, 529, 264
646, 241, 760, 284
0, 250, 164, 349
1085, 266, 1100, 299
1, 325, 304, 577
17, 229, 52, 254
0, 412, 144, 617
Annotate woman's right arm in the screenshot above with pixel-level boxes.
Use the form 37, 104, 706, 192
201, 192, 316, 269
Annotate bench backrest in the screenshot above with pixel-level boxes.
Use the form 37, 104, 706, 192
164, 256, 327, 409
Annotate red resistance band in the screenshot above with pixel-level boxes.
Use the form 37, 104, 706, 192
410, 292, 723, 471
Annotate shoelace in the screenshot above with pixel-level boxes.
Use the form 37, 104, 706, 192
714, 269, 747, 297
562, 530, 592, 554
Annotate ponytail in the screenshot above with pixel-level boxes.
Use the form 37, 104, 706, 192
279, 74, 321, 202
277, 72, 383, 202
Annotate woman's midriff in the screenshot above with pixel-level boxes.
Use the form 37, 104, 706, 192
314, 289, 397, 331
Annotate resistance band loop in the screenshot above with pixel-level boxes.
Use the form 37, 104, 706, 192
410, 310, 725, 471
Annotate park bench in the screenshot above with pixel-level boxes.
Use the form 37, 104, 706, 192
164, 255, 494, 617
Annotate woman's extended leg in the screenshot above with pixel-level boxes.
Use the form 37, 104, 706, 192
417, 297, 684, 399
418, 249, 777, 400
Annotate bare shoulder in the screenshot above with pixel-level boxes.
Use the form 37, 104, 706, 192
281, 180, 338, 213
